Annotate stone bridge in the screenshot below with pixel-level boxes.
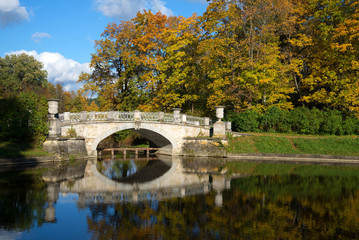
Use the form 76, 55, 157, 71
45, 100, 231, 156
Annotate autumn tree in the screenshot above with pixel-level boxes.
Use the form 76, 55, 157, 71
291, 0, 359, 116
79, 11, 180, 112
152, 14, 208, 113
200, 0, 295, 112
79, 20, 145, 111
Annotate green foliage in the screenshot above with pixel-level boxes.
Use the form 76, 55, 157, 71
0, 92, 48, 146
342, 116, 359, 135
113, 130, 133, 142
66, 127, 78, 138
289, 107, 323, 135
0, 54, 47, 97
229, 110, 261, 132
260, 106, 290, 133
230, 107, 358, 136
320, 109, 344, 135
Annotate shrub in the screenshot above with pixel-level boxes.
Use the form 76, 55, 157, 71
260, 106, 290, 133
321, 109, 344, 135
342, 115, 359, 135
229, 110, 261, 132
289, 107, 323, 134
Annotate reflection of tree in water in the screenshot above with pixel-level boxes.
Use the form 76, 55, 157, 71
86, 175, 359, 239
86, 194, 223, 239
0, 171, 47, 231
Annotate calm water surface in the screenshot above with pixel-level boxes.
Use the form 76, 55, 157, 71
1, 156, 359, 239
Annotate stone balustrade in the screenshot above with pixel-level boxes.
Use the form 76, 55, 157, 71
58, 109, 213, 127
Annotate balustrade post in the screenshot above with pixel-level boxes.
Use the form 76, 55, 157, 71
63, 112, 70, 121
204, 117, 210, 126
107, 110, 114, 121
79, 111, 88, 122
226, 121, 232, 131
173, 108, 181, 123
159, 112, 164, 122
182, 114, 187, 123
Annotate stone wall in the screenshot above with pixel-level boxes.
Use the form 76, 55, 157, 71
43, 138, 87, 156
181, 138, 228, 157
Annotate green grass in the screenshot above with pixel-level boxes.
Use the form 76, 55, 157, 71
227, 135, 359, 156
0, 141, 52, 159
226, 161, 359, 177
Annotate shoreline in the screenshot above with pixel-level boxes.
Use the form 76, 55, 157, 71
2, 152, 359, 168
226, 152, 359, 165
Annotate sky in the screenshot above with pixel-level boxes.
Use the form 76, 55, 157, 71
0, 0, 209, 91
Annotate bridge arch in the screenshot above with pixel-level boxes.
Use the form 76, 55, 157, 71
90, 123, 178, 155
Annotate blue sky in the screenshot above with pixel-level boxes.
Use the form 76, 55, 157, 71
0, 0, 209, 91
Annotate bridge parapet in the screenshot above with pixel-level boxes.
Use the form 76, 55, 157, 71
59, 110, 211, 127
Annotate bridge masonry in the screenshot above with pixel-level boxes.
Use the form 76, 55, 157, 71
43, 100, 231, 156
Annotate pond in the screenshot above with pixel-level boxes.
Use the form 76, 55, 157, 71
1, 156, 359, 239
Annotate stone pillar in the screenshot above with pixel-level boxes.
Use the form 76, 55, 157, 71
204, 117, 210, 126
107, 110, 114, 120
134, 110, 141, 121
79, 111, 88, 122
173, 108, 181, 123
226, 121, 232, 131
63, 112, 70, 121
47, 99, 60, 138
182, 114, 187, 123
213, 106, 225, 137
159, 112, 164, 122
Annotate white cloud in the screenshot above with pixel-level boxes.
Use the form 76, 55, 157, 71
151, 0, 172, 16
8, 50, 91, 91
95, 0, 173, 19
31, 32, 51, 43
0, 0, 29, 28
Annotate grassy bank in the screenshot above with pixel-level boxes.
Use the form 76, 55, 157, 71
226, 161, 359, 177
0, 141, 52, 159
226, 134, 359, 156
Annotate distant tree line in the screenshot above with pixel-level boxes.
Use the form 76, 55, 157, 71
0, 54, 99, 146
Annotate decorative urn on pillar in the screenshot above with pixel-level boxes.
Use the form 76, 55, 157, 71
213, 106, 226, 138
215, 106, 224, 121
47, 99, 60, 138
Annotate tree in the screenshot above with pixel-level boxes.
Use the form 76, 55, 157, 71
0, 53, 47, 97
200, 0, 295, 112
291, 0, 359, 116
154, 14, 207, 113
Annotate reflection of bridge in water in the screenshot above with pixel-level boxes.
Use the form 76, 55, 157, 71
43, 156, 232, 208
64, 156, 229, 204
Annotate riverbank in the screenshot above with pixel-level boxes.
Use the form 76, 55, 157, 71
226, 134, 359, 156
0, 141, 52, 159
1, 134, 359, 166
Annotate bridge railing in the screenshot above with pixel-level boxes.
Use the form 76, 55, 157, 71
58, 110, 212, 127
